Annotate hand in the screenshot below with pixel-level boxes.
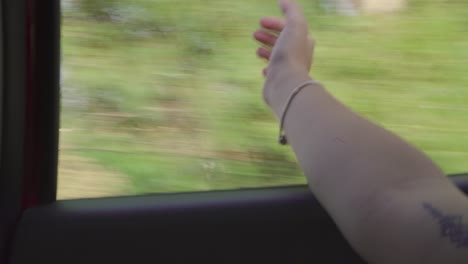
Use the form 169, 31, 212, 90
253, 0, 314, 113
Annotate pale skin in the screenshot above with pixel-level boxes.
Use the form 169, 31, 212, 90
253, 0, 468, 263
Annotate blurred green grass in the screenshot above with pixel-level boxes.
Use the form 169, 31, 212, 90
60, 0, 468, 196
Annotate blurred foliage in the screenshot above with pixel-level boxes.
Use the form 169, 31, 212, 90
59, 0, 468, 198
77, 0, 120, 21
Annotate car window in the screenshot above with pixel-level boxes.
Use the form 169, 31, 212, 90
58, 0, 468, 199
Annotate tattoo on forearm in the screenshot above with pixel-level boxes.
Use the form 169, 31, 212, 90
422, 202, 468, 248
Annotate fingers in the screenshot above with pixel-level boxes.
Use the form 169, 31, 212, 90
279, 0, 306, 27
257, 47, 271, 77
253, 30, 277, 47
254, 0, 310, 78
257, 47, 271, 60
260, 17, 286, 32
253, 27, 275, 64
254, 17, 282, 65
279, 0, 293, 14
255, 0, 306, 78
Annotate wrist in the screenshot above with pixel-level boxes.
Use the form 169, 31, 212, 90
263, 70, 312, 118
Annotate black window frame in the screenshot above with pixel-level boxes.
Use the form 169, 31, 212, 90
0, 0, 59, 261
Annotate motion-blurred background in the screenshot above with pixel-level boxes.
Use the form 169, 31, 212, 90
58, 0, 468, 199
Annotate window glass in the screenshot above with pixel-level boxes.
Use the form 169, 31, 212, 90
58, 0, 468, 199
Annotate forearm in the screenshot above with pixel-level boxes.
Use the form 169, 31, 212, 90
268, 77, 459, 260
270, 78, 445, 192
355, 183, 468, 264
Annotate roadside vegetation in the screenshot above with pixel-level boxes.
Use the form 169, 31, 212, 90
59, 0, 468, 197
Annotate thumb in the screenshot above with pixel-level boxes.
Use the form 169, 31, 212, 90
279, 0, 306, 25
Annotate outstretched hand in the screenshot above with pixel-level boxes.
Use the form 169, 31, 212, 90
253, 0, 314, 111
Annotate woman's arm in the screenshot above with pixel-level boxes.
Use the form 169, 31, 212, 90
254, 1, 468, 263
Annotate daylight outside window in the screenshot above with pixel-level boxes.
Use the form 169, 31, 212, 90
58, 0, 468, 199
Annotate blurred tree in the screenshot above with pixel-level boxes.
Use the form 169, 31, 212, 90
77, 0, 120, 21
359, 0, 406, 13
321, 0, 406, 14
320, 0, 358, 15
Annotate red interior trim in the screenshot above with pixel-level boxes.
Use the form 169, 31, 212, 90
22, 0, 40, 209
